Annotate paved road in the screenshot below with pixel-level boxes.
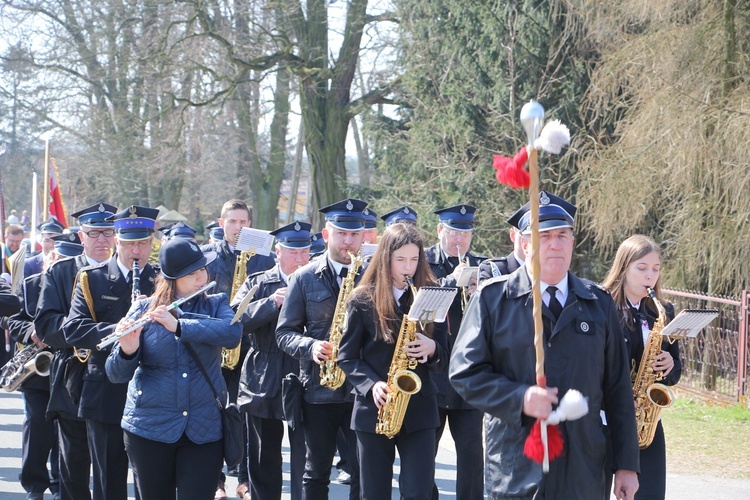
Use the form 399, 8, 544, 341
1, 390, 749, 499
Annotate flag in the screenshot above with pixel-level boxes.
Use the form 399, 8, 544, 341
48, 158, 68, 228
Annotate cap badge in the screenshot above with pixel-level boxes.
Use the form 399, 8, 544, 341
68, 234, 75, 241
294, 221, 301, 231
363, 208, 369, 216
404, 207, 410, 214
539, 191, 550, 205
128, 206, 138, 219
460, 206, 467, 215
346, 200, 354, 211
189, 241, 199, 252
312, 234, 318, 241
98, 203, 105, 212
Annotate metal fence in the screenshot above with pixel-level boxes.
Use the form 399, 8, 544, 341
662, 288, 749, 406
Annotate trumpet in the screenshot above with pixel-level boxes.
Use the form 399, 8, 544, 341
457, 245, 470, 312
96, 281, 216, 350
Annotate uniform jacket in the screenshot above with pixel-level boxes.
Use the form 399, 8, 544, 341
7, 273, 50, 392
424, 243, 485, 410
478, 251, 522, 283
337, 290, 448, 434
449, 267, 639, 500
24, 253, 44, 278
623, 300, 680, 387
34, 255, 91, 420
62, 255, 158, 424
0, 278, 20, 317
106, 293, 241, 444
276, 253, 364, 404
235, 265, 300, 419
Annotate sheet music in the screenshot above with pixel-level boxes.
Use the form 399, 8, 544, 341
408, 286, 458, 323
235, 227, 274, 256
455, 266, 478, 287
360, 243, 378, 257
661, 309, 719, 339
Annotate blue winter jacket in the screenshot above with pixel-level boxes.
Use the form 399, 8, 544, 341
105, 292, 241, 444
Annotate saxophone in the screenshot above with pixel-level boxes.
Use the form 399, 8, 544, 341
0, 344, 54, 392
320, 251, 364, 390
632, 287, 674, 449
376, 277, 422, 439
221, 250, 254, 369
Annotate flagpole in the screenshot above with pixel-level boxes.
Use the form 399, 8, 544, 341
0, 144, 5, 245
43, 138, 51, 221
31, 172, 38, 251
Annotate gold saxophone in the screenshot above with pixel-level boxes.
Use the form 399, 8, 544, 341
376, 277, 422, 439
221, 250, 254, 370
320, 251, 364, 390
632, 287, 674, 449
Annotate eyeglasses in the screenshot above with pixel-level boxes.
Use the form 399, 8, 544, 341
82, 229, 115, 238
442, 227, 473, 238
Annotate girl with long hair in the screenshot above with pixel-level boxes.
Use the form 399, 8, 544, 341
105, 238, 241, 500
601, 234, 680, 500
338, 223, 448, 499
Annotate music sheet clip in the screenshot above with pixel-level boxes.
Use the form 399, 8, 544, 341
408, 286, 458, 324
359, 243, 378, 257
235, 228, 274, 256
661, 309, 720, 339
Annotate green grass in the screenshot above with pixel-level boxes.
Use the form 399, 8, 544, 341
662, 398, 750, 479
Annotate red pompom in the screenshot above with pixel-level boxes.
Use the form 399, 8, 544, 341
523, 420, 564, 463
492, 147, 530, 189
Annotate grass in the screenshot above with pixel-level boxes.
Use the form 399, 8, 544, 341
662, 397, 750, 479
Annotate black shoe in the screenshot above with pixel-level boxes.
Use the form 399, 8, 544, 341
335, 470, 352, 485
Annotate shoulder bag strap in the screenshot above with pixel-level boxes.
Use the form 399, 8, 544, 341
183, 343, 223, 410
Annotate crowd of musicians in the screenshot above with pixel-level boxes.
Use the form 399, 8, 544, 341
0, 192, 681, 500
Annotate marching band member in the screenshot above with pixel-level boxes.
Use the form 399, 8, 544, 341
24, 218, 64, 277
337, 222, 448, 499
7, 236, 81, 499
477, 203, 527, 283
106, 237, 241, 500
63, 205, 160, 500
380, 205, 418, 227
449, 192, 640, 499
362, 208, 379, 244
233, 221, 312, 500
601, 235, 680, 500
35, 202, 118, 500
425, 204, 485, 499
276, 198, 368, 499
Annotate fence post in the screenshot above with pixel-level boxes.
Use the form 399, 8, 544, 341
738, 290, 748, 405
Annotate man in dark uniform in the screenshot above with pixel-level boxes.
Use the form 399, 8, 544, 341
362, 207, 378, 244
449, 192, 640, 500
424, 204, 485, 500
477, 205, 529, 283
201, 199, 275, 496
205, 221, 224, 245
234, 221, 312, 500
35, 202, 118, 500
63, 205, 160, 500
309, 232, 325, 259
8, 234, 83, 499
24, 218, 65, 277
276, 198, 367, 500
158, 221, 197, 242
380, 205, 418, 227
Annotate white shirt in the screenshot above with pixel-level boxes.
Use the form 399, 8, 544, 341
393, 285, 406, 303
117, 258, 131, 282
525, 267, 569, 308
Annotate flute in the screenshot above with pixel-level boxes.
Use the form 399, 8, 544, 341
96, 281, 216, 351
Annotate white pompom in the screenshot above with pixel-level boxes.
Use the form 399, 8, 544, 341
546, 389, 589, 425
537, 119, 571, 155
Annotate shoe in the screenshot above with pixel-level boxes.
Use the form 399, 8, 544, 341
215, 483, 228, 500
335, 470, 352, 485
236, 482, 251, 499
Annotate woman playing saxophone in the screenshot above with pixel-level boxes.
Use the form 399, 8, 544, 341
337, 223, 448, 499
601, 235, 680, 500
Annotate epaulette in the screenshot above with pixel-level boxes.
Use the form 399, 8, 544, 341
78, 260, 108, 273
478, 273, 511, 292
581, 278, 610, 295
246, 269, 266, 281
46, 255, 76, 273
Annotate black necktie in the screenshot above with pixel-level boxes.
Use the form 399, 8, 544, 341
547, 286, 563, 320
126, 270, 133, 283
339, 267, 349, 279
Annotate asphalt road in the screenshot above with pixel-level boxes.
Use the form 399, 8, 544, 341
1, 390, 748, 499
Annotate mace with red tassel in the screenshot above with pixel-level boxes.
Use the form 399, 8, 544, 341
494, 100, 587, 473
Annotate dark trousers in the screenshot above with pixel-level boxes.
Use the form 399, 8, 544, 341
125, 430, 224, 500
222, 364, 249, 482
20, 389, 59, 494
57, 415, 91, 500
246, 413, 305, 500
301, 401, 360, 500
433, 408, 484, 499
604, 421, 667, 500
357, 428, 435, 500
86, 419, 130, 500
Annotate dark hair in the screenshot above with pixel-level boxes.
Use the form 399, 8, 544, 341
601, 234, 664, 325
351, 223, 436, 342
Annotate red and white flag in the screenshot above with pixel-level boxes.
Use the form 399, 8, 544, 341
48, 158, 67, 228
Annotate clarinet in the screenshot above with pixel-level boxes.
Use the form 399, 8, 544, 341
96, 281, 216, 350
131, 259, 141, 303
